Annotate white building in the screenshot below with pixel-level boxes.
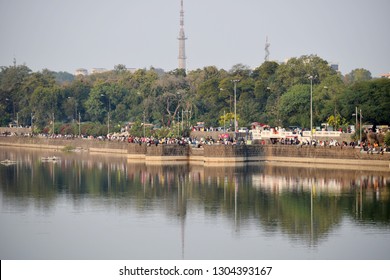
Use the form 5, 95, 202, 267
74, 68, 88, 76
90, 68, 108, 74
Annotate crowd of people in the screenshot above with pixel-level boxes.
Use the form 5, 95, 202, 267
274, 136, 388, 152
1, 128, 388, 153
127, 135, 238, 148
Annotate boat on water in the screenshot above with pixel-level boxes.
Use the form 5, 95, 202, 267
1, 159, 17, 166
41, 156, 61, 162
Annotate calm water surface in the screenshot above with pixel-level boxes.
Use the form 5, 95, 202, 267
1, 147, 389, 259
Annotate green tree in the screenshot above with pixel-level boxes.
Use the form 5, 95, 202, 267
345, 79, 390, 125
150, 72, 188, 127
218, 112, 236, 129
113, 64, 127, 74
314, 75, 347, 125
0, 64, 31, 126
1, 55, 388, 135
251, 61, 279, 81
384, 132, 390, 146
274, 55, 337, 92
279, 84, 311, 128
344, 68, 372, 85
192, 70, 222, 126
84, 82, 111, 123
20, 70, 58, 129
62, 78, 91, 122
326, 114, 347, 131
30, 85, 61, 129
52, 71, 74, 84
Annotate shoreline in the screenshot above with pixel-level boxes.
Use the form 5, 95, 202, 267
0, 136, 389, 171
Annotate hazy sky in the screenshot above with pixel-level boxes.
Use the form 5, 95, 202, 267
0, 0, 389, 76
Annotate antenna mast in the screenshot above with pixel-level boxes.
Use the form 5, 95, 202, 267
178, 0, 187, 70
264, 36, 270, 61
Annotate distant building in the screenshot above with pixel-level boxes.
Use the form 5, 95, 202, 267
329, 63, 339, 72
75, 67, 149, 76
380, 72, 390, 79
75, 68, 88, 76
91, 68, 108, 74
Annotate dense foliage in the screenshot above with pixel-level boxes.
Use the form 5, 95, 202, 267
1, 55, 389, 134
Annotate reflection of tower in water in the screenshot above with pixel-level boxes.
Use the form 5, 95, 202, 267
177, 174, 187, 259
235, 175, 239, 232
355, 181, 363, 220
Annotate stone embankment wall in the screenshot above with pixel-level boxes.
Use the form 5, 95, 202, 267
264, 145, 389, 161
0, 137, 389, 169
261, 145, 390, 170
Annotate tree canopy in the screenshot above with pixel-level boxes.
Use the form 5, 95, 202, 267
0, 56, 389, 135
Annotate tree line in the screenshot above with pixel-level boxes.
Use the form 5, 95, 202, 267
1, 54, 389, 136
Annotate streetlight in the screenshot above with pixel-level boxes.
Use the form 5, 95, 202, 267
232, 79, 240, 133
223, 109, 226, 132
78, 112, 81, 137
360, 109, 363, 145
308, 75, 315, 144
5, 97, 17, 127
355, 107, 358, 135
5, 98, 16, 125
177, 112, 180, 136
182, 109, 191, 133
52, 112, 55, 135
219, 88, 227, 131
143, 111, 146, 138
67, 97, 78, 123
31, 113, 34, 134
101, 94, 111, 135
352, 108, 363, 145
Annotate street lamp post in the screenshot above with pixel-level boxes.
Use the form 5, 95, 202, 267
352, 108, 363, 145
108, 97, 111, 135
101, 94, 111, 135
67, 96, 78, 123
232, 79, 240, 133
52, 112, 55, 135
78, 112, 81, 137
223, 109, 226, 132
177, 112, 180, 136
359, 109, 363, 145
355, 106, 358, 136
5, 98, 17, 127
219, 88, 227, 131
143, 111, 146, 138
31, 113, 34, 134
181, 110, 191, 133
308, 76, 314, 144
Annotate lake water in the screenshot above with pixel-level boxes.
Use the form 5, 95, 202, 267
1, 146, 389, 260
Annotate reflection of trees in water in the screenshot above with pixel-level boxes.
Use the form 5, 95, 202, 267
256, 189, 342, 245
1, 147, 389, 244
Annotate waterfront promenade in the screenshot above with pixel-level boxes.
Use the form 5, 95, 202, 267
0, 136, 389, 171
